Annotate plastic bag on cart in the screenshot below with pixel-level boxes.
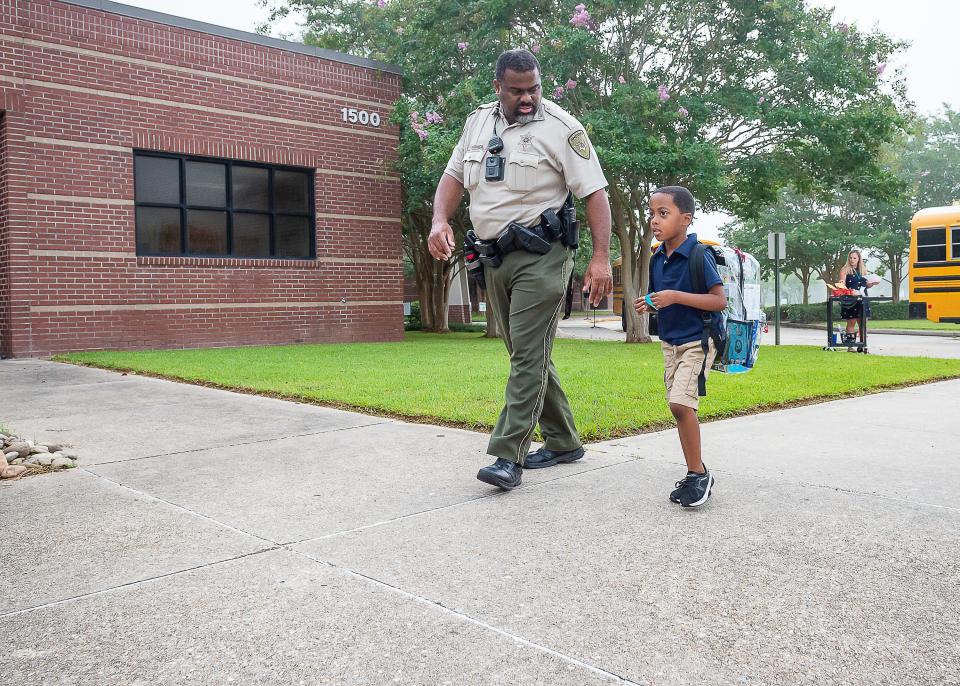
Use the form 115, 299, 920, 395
707, 245, 765, 374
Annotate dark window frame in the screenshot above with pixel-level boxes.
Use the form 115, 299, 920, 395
916, 226, 947, 264
952, 226, 960, 261
134, 151, 316, 259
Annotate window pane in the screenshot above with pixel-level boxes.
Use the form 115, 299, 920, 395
136, 207, 181, 254
917, 227, 945, 246
232, 166, 269, 210
187, 210, 227, 254
232, 214, 271, 257
185, 161, 226, 207
953, 227, 960, 260
135, 156, 179, 204
274, 170, 309, 212
918, 245, 946, 263
276, 216, 311, 257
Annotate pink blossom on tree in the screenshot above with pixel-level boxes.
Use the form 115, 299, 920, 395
530, 41, 541, 54
618, 74, 626, 84
565, 79, 577, 90
457, 41, 469, 51
553, 86, 565, 99
677, 107, 689, 118
376, 0, 386, 7
875, 62, 887, 76
569, 3, 593, 29
657, 85, 670, 102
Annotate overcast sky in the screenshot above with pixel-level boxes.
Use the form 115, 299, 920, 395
116, 0, 958, 241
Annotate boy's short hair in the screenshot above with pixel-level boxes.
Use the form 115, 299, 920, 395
495, 49, 541, 81
652, 186, 696, 217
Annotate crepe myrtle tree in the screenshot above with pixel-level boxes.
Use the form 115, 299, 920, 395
262, 0, 908, 340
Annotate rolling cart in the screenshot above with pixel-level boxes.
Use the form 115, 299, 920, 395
823, 294, 892, 354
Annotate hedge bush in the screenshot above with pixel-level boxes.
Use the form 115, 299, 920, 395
764, 301, 910, 323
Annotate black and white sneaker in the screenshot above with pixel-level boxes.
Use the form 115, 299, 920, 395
669, 468, 715, 508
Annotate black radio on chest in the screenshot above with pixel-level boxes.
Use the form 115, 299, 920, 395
484, 134, 505, 182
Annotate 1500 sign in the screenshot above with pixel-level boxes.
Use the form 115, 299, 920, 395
341, 108, 381, 127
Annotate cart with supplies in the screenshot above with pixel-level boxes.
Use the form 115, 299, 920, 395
823, 288, 892, 354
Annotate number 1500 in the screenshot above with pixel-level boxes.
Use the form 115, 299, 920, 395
341, 108, 381, 127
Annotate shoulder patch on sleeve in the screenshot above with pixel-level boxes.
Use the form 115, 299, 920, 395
567, 130, 590, 159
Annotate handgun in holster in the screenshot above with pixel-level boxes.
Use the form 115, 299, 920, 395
463, 230, 486, 291
508, 222, 552, 254
560, 192, 578, 249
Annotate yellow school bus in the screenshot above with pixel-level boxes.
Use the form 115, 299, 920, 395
909, 205, 960, 323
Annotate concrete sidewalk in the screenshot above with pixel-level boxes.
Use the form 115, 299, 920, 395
1, 359, 957, 685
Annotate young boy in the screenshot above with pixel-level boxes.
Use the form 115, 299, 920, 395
634, 186, 726, 508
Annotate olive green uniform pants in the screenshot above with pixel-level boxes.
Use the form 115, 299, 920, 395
483, 241, 581, 465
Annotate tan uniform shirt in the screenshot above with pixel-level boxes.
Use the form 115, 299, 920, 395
444, 99, 608, 240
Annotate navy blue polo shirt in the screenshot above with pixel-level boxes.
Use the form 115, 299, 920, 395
649, 233, 723, 345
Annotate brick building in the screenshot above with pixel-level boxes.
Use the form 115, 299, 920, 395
0, 0, 403, 357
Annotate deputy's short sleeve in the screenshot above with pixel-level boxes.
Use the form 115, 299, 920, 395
444, 112, 477, 184
444, 134, 466, 184
704, 250, 723, 290
558, 128, 607, 198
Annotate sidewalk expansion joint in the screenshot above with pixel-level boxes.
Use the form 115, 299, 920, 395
87, 420, 393, 466
796, 481, 960, 513
85, 469, 279, 545
0, 547, 278, 619
290, 547, 644, 685
288, 455, 637, 547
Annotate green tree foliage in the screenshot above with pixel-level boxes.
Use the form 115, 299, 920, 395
863, 109, 960, 302
262, 0, 908, 337
722, 190, 866, 304
726, 110, 960, 305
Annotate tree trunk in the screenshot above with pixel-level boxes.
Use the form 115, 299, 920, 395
612, 190, 651, 344
416, 257, 452, 333
796, 269, 812, 305
482, 289, 500, 338
886, 249, 905, 303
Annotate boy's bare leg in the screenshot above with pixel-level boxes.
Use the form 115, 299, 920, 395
670, 402, 704, 473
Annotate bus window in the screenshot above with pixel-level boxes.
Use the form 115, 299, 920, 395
916, 227, 946, 263
952, 226, 960, 260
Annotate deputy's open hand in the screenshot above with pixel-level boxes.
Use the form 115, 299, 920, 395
582, 256, 612, 308
428, 222, 455, 260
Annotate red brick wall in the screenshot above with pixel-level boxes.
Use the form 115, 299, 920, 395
448, 304, 472, 325
0, 0, 403, 356
0, 112, 9, 357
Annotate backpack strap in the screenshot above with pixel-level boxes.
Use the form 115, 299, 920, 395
689, 243, 721, 397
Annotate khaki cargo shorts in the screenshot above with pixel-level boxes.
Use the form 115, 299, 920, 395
661, 339, 717, 411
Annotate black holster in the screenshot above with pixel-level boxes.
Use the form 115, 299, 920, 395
463, 230, 487, 291
560, 193, 578, 248
509, 222, 552, 254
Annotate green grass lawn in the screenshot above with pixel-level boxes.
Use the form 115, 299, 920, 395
57, 333, 960, 440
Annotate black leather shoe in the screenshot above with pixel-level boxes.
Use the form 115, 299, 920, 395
524, 446, 585, 469
476, 458, 522, 490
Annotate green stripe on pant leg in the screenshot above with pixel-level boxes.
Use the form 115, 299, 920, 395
486, 242, 578, 464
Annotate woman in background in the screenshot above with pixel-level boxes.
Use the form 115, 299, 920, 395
839, 250, 880, 349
